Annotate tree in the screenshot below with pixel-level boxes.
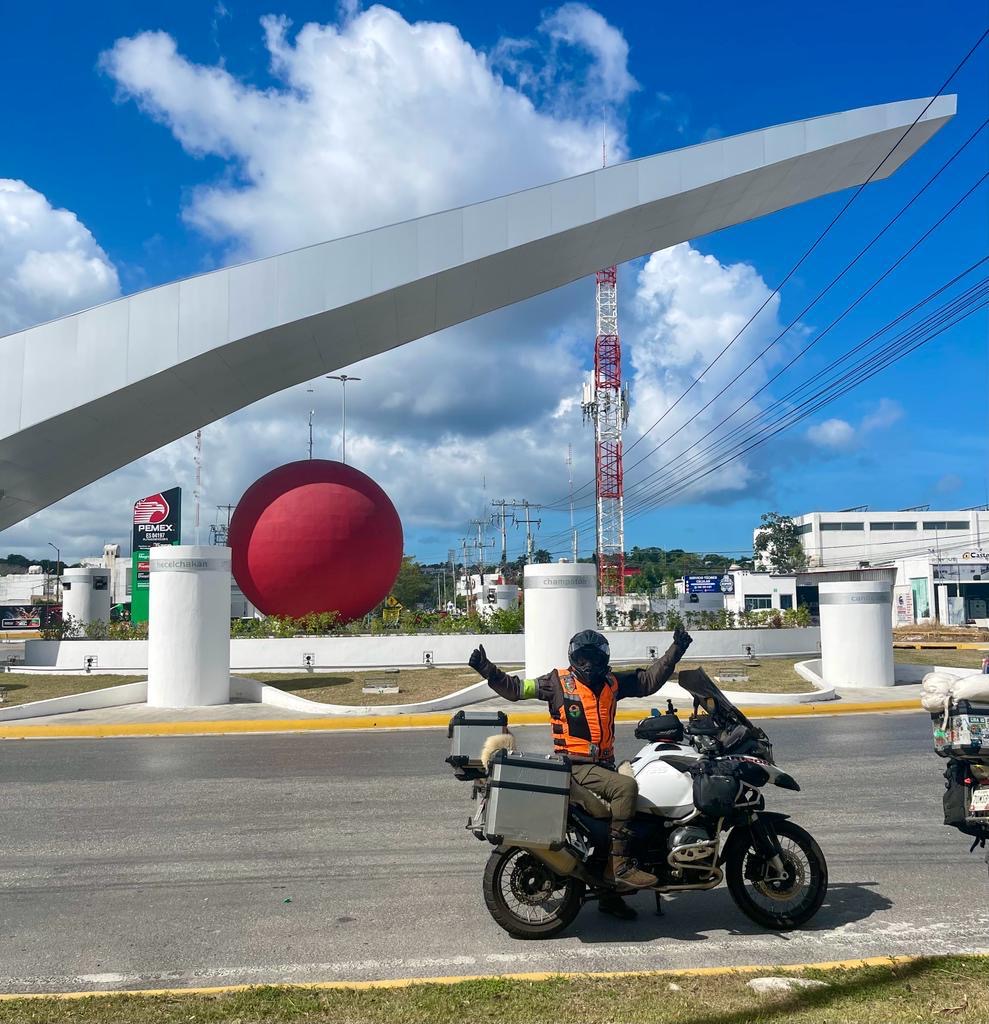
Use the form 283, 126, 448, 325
532, 549, 553, 564
753, 513, 808, 573
390, 556, 433, 609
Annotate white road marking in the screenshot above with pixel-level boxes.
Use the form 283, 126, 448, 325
4, 915, 989, 993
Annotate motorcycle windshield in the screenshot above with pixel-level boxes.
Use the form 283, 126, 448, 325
677, 667, 759, 732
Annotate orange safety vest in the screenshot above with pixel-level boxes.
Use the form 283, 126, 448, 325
551, 667, 619, 763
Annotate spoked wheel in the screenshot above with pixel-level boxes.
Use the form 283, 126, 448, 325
482, 847, 584, 939
725, 819, 828, 930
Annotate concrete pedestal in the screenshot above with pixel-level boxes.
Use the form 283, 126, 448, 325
61, 567, 111, 626
523, 563, 597, 679
147, 546, 231, 708
819, 580, 894, 688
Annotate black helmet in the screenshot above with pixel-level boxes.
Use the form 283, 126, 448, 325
568, 629, 610, 662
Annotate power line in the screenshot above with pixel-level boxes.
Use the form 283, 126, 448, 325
539, 259, 988, 550
548, 27, 988, 512
539, 161, 989, 549
621, 259, 989, 518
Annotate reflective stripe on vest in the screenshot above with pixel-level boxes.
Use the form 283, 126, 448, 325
551, 667, 618, 763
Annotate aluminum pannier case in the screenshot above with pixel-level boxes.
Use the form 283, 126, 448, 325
447, 710, 508, 766
485, 749, 570, 848
932, 700, 989, 760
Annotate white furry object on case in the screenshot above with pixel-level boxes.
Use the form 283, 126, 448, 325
480, 732, 516, 770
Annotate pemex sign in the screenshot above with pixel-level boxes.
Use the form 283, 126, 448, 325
131, 486, 182, 622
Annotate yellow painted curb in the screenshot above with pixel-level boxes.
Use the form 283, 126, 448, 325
0, 698, 920, 740
894, 642, 988, 650
2, 952, 977, 1002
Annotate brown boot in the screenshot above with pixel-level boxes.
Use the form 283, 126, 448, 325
605, 830, 657, 890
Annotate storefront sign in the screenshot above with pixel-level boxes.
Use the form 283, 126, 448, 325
893, 588, 914, 625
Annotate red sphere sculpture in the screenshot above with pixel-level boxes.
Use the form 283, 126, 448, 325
229, 460, 403, 622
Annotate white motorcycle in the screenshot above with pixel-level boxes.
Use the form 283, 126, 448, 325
454, 668, 828, 939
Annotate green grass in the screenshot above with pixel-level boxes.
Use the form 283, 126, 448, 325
893, 648, 985, 670
0, 656, 814, 711
0, 673, 145, 707
612, 658, 813, 695
0, 956, 985, 1023
254, 667, 499, 706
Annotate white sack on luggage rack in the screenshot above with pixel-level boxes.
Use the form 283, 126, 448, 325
921, 671, 955, 713
951, 673, 989, 704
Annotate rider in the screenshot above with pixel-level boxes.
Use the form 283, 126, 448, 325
468, 624, 693, 919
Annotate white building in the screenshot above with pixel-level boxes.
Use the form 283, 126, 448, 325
677, 571, 798, 617
758, 509, 989, 627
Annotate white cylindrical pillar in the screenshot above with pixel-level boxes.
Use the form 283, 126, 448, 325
819, 580, 894, 688
60, 568, 111, 626
492, 584, 519, 611
523, 563, 597, 679
147, 546, 231, 708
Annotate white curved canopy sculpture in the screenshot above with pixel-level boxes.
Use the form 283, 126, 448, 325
0, 95, 955, 530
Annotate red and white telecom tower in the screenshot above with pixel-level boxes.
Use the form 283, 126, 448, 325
582, 264, 629, 595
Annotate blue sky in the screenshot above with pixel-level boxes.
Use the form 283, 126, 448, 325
1, 1, 987, 562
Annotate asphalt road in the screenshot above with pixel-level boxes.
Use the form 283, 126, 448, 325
1, 713, 987, 994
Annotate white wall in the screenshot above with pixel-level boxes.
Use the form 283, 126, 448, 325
726, 572, 798, 615
22, 627, 820, 673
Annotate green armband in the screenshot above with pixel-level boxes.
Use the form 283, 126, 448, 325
522, 678, 537, 699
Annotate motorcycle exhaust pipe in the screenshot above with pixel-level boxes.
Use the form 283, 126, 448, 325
531, 846, 579, 875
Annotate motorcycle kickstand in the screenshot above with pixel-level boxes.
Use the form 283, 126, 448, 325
654, 891, 664, 917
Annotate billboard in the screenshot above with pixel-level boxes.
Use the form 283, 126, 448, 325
0, 604, 61, 630
685, 574, 735, 595
132, 487, 182, 550
131, 487, 182, 623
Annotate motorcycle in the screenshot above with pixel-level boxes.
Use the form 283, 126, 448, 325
450, 667, 828, 939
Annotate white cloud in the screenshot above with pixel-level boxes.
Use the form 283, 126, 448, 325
0, 180, 119, 335
99, 5, 626, 259
619, 244, 785, 503
806, 397, 905, 452
2, 5, 789, 562
806, 418, 856, 450
861, 397, 904, 433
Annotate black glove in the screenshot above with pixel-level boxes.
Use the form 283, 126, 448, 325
468, 644, 492, 678
672, 624, 693, 654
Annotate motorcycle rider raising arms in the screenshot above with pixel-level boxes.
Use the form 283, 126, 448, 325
468, 624, 693, 920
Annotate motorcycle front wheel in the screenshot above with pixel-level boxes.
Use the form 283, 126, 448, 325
482, 847, 584, 939
725, 819, 828, 930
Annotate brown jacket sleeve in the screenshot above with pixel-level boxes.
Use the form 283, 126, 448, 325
484, 665, 557, 703
614, 640, 688, 700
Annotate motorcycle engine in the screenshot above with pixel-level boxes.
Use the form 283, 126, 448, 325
668, 824, 714, 864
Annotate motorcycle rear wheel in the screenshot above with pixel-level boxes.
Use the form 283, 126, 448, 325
483, 847, 584, 939
725, 819, 828, 930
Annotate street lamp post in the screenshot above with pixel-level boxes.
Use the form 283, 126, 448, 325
325, 374, 361, 464
47, 541, 60, 602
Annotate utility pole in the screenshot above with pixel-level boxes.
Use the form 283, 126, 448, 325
511, 500, 543, 564
194, 429, 203, 545
307, 409, 315, 460
210, 505, 236, 546
566, 444, 578, 562
460, 537, 473, 613
470, 518, 496, 577
490, 499, 514, 572
325, 374, 362, 464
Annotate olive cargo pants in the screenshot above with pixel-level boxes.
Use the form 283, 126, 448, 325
570, 763, 637, 828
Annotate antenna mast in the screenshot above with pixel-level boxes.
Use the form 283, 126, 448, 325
581, 133, 628, 595
194, 429, 203, 545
